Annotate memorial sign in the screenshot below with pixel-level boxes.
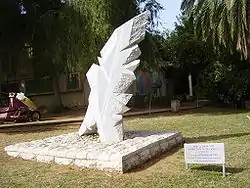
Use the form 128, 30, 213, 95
184, 143, 226, 177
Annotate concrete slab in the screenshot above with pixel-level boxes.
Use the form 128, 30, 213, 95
4, 130, 183, 173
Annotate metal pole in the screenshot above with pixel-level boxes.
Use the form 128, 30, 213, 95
196, 78, 199, 108
222, 164, 226, 177
188, 74, 193, 97
185, 163, 189, 170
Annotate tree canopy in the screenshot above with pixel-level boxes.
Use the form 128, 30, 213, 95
181, 0, 248, 59
156, 9, 250, 106
0, 0, 163, 108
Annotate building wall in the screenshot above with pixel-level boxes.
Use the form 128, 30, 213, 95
28, 76, 91, 112
0, 62, 172, 112
0, 64, 91, 112
136, 70, 168, 97
30, 89, 89, 113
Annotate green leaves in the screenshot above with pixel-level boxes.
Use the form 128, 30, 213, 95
181, 0, 248, 59
137, 0, 164, 32
231, 0, 248, 59
0, 1, 25, 70
30, 0, 140, 76
0, 0, 164, 81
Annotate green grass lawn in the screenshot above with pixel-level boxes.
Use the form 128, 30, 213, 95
1, 108, 250, 188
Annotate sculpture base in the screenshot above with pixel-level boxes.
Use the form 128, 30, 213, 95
4, 130, 183, 173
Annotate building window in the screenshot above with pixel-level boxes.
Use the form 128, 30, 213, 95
26, 77, 53, 95
67, 73, 81, 91
1, 82, 19, 93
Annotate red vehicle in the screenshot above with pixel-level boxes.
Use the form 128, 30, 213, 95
0, 92, 41, 123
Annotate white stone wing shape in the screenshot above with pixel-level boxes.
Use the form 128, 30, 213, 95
78, 11, 149, 143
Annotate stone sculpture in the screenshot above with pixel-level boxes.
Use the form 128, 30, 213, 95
78, 11, 149, 142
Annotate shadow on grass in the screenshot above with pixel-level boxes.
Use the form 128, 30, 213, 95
42, 112, 84, 121
192, 165, 245, 174
127, 146, 182, 173
128, 107, 250, 120
128, 132, 249, 173
190, 107, 250, 116
0, 124, 77, 135
185, 132, 250, 143
41, 108, 85, 121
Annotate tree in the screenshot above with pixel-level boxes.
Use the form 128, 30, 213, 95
161, 8, 250, 106
0, 1, 25, 76
161, 15, 217, 97
181, 0, 249, 59
137, 0, 164, 32
0, 0, 163, 110
23, 0, 68, 108
25, 0, 153, 109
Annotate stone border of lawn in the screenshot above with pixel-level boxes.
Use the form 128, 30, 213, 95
0, 106, 198, 129
4, 130, 183, 173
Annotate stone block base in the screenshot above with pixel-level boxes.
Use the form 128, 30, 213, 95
4, 130, 183, 173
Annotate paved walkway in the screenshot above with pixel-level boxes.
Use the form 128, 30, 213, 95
0, 104, 201, 129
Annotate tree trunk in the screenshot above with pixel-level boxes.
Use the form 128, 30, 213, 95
52, 74, 64, 109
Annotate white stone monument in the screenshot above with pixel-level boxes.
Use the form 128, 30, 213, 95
4, 11, 184, 173
78, 11, 149, 143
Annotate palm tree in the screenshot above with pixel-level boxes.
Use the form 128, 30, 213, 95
181, 0, 249, 59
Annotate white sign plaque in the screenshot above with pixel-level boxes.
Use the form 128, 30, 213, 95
184, 143, 226, 177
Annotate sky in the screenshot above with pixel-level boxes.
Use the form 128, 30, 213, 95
158, 0, 183, 31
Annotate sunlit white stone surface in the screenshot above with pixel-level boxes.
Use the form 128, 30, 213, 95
79, 11, 149, 142
4, 131, 183, 173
